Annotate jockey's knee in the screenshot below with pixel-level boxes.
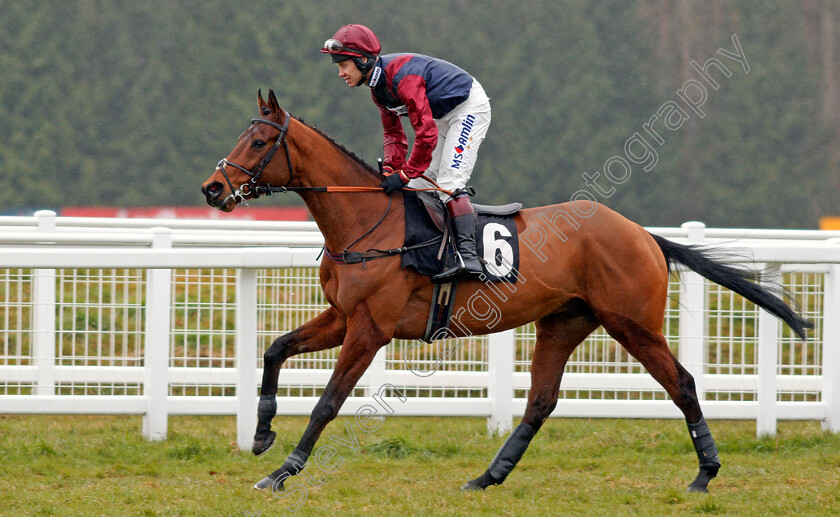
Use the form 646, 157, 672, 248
446, 194, 474, 216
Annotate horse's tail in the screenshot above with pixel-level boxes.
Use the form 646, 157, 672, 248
649, 232, 813, 340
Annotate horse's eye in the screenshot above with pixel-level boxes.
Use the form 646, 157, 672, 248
252, 139, 266, 149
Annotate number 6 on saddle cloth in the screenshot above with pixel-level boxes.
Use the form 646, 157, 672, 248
402, 191, 522, 342
404, 190, 521, 282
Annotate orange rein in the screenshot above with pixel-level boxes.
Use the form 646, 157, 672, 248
321, 185, 452, 195
296, 174, 453, 196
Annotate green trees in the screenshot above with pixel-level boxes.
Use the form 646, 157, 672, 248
0, 1, 835, 228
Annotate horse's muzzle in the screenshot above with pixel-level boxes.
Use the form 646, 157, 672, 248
201, 181, 234, 211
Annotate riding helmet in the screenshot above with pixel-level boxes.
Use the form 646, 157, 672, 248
321, 24, 381, 76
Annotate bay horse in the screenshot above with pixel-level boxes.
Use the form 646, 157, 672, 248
200, 90, 810, 494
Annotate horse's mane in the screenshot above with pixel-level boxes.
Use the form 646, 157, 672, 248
293, 115, 380, 178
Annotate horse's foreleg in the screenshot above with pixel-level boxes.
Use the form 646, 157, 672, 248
254, 302, 388, 491
253, 307, 347, 456
598, 311, 720, 493
463, 309, 597, 490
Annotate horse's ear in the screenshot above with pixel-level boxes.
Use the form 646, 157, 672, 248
267, 89, 281, 116
257, 89, 277, 118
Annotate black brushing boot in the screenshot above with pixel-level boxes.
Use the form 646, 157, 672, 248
461, 424, 536, 490
252, 395, 277, 456
686, 416, 721, 493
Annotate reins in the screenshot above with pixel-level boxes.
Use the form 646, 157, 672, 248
217, 109, 451, 264
250, 171, 453, 197
251, 184, 450, 195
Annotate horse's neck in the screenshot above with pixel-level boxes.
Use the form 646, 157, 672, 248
290, 133, 398, 252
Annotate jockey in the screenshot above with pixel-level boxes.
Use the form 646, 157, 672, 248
321, 24, 491, 281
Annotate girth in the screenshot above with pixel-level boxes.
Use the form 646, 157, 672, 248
321, 235, 442, 266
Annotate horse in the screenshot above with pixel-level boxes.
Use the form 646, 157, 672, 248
200, 90, 811, 494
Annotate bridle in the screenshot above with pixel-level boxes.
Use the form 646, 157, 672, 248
215, 110, 294, 207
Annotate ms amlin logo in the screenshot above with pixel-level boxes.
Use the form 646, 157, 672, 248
451, 114, 476, 169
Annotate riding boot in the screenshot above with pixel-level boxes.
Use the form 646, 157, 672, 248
433, 196, 484, 282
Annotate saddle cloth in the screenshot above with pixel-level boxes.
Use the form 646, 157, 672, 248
401, 190, 522, 283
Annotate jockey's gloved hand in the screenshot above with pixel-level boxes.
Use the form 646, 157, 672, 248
380, 168, 409, 194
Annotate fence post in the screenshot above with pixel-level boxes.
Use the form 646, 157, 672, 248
236, 268, 258, 450
33, 210, 57, 396
143, 228, 172, 441
678, 222, 707, 401
757, 263, 781, 438
488, 329, 515, 436
824, 261, 840, 433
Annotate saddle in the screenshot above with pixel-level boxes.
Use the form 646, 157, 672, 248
415, 191, 522, 232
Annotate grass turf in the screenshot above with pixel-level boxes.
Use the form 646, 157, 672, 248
1, 415, 838, 516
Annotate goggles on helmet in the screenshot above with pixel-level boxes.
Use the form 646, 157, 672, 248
322, 39, 375, 58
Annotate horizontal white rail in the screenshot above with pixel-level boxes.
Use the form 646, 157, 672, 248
0, 396, 826, 422
0, 243, 837, 269
3, 211, 838, 239
0, 246, 321, 268
0, 366, 823, 394
648, 225, 840, 241
0, 212, 319, 232
0, 230, 325, 247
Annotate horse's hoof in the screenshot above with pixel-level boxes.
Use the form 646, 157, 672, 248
460, 471, 497, 491
252, 431, 276, 456
253, 476, 280, 491
687, 461, 719, 493
460, 480, 486, 491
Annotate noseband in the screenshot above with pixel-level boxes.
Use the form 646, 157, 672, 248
215, 110, 293, 207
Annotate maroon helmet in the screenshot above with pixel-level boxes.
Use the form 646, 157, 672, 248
321, 24, 381, 74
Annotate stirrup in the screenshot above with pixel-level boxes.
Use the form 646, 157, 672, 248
432, 253, 465, 283
432, 252, 481, 283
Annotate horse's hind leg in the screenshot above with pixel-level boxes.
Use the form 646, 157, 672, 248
463, 302, 598, 490
597, 310, 720, 493
253, 307, 347, 456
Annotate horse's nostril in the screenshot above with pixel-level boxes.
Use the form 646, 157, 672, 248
202, 181, 224, 199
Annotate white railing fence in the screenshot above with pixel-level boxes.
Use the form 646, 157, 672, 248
1, 211, 839, 449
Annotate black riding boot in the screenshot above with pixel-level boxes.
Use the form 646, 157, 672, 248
433, 206, 483, 282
